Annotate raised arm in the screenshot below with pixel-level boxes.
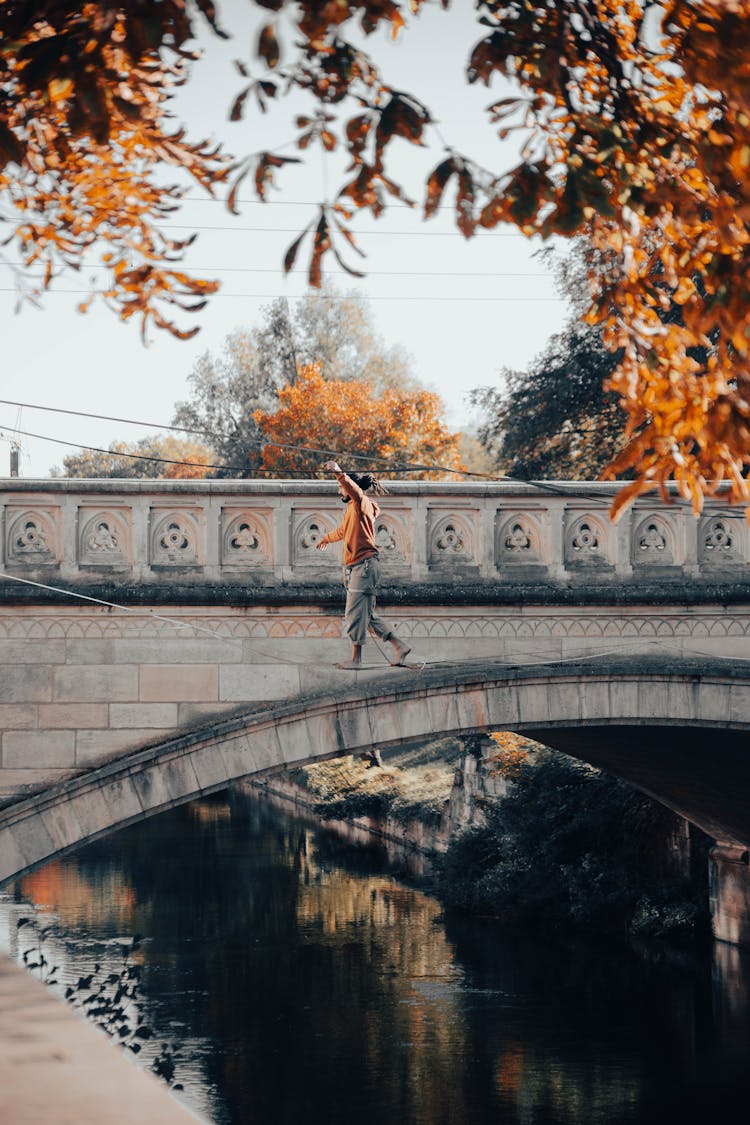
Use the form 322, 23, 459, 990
316, 460, 349, 550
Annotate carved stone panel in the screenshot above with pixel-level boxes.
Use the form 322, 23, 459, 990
149, 509, 203, 568
221, 508, 273, 567
292, 510, 340, 567
428, 511, 477, 567
78, 508, 132, 568
373, 509, 411, 567
632, 513, 678, 567
699, 512, 746, 567
564, 512, 614, 569
495, 511, 546, 568
6, 507, 61, 567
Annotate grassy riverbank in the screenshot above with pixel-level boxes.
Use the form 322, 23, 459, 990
290, 739, 712, 944
288, 738, 464, 827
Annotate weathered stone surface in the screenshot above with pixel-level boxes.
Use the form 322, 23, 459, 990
275, 717, 315, 765
38, 703, 108, 729
130, 764, 174, 814
303, 710, 342, 763
65, 787, 119, 840
397, 696, 434, 743
7, 813, 56, 869
63, 639, 115, 665
161, 756, 202, 802
139, 664, 218, 703
427, 689, 460, 736
188, 744, 232, 792
0, 640, 65, 663
455, 683, 490, 733
697, 680, 733, 724
366, 699, 402, 745
729, 685, 750, 725
219, 664, 301, 703
178, 701, 240, 725
0, 828, 29, 884
221, 725, 282, 779
114, 637, 243, 664
54, 665, 138, 703
75, 730, 161, 764
335, 701, 374, 754
3, 731, 76, 769
542, 680, 578, 726
517, 682, 552, 726
0, 667, 51, 704
0, 704, 37, 730
579, 679, 612, 722
710, 843, 750, 946
39, 801, 84, 852
109, 703, 178, 729
608, 678, 640, 721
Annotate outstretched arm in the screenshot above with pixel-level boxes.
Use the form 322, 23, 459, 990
322, 459, 366, 503
316, 461, 347, 551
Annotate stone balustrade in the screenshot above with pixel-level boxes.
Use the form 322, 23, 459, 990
0, 478, 747, 590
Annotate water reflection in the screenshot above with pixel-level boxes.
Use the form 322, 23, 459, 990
0, 791, 749, 1125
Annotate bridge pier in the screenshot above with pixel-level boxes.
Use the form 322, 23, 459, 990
709, 843, 750, 946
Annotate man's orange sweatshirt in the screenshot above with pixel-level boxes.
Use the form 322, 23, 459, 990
319, 472, 380, 566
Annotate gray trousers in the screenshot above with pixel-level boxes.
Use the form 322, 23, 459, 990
343, 555, 393, 647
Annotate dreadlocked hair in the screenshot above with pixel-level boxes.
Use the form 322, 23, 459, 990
350, 472, 388, 496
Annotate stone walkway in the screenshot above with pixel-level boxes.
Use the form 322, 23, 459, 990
0, 953, 201, 1124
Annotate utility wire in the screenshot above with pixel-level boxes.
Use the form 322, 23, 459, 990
0, 401, 645, 509
2, 263, 552, 279
0, 287, 563, 303
0, 398, 613, 492
157, 224, 526, 237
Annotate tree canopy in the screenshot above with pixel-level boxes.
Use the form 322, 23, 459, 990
170, 288, 419, 477
6, 3, 750, 505
54, 434, 214, 478
254, 364, 463, 479
472, 240, 627, 479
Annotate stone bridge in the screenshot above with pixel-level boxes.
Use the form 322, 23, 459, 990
1, 479, 749, 941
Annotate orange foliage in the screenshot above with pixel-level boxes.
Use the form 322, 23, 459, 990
11, 4, 750, 508
486, 732, 535, 781
237, 1, 750, 512
254, 364, 463, 478
0, 1, 230, 339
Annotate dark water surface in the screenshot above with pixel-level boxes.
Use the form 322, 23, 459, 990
2, 790, 750, 1125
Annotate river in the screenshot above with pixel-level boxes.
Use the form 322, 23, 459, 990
1, 789, 749, 1124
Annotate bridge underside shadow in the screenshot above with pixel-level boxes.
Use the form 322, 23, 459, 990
526, 725, 750, 846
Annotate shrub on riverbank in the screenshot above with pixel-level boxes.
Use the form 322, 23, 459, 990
290, 741, 460, 827
437, 750, 710, 941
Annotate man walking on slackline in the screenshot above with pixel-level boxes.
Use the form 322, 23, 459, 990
316, 460, 412, 670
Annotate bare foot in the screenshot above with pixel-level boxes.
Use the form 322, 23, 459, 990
389, 642, 412, 667
334, 660, 362, 670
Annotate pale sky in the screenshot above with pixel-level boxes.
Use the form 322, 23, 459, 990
0, 1, 568, 477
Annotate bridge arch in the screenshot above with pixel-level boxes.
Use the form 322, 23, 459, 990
1, 656, 749, 887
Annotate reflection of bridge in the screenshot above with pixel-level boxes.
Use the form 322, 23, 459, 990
1, 480, 750, 942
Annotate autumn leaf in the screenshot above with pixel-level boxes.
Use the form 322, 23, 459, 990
258, 24, 280, 68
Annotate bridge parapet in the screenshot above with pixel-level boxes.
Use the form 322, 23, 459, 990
0, 478, 748, 591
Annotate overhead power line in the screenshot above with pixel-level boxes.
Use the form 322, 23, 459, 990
0, 399, 636, 508
0, 287, 562, 303
1, 263, 552, 279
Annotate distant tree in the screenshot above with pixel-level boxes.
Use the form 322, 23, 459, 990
254, 364, 463, 479
172, 289, 419, 476
472, 241, 626, 480
292, 289, 416, 391
55, 435, 214, 479
472, 320, 625, 481
171, 328, 276, 478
